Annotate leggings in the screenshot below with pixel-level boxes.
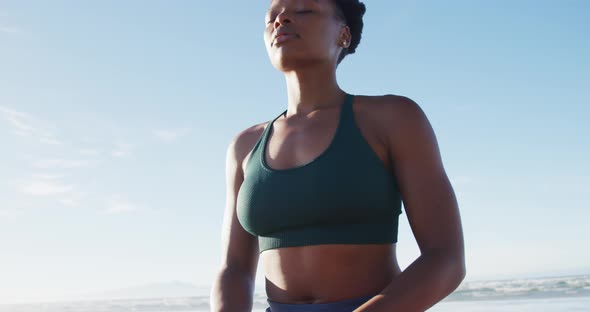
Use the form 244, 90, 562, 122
265, 294, 376, 312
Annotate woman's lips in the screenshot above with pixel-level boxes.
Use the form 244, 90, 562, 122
274, 33, 296, 45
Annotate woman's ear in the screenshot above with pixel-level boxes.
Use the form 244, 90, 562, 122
339, 25, 352, 48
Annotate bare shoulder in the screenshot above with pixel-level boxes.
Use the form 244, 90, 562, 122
227, 120, 270, 175
355, 94, 428, 140
355, 94, 423, 122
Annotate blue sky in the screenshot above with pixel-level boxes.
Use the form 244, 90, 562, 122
1, 0, 589, 304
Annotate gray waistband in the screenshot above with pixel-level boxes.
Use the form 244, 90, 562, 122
266, 294, 375, 312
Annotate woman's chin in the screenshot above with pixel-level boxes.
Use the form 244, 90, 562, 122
271, 54, 324, 72
271, 56, 301, 71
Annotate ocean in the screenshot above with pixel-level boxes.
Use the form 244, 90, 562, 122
2, 274, 589, 311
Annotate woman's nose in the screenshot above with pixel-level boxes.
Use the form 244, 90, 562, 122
274, 11, 292, 28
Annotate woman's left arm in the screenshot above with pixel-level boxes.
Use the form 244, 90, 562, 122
354, 96, 466, 312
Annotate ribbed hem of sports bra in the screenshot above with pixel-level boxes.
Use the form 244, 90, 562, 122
257, 222, 399, 253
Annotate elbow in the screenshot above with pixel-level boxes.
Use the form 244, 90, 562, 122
424, 246, 466, 290
449, 249, 466, 289
446, 244, 467, 287
437, 249, 466, 293
455, 258, 466, 286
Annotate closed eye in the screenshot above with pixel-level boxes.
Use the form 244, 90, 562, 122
266, 14, 275, 24
266, 10, 312, 24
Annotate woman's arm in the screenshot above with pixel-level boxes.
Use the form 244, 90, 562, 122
210, 128, 262, 312
354, 96, 466, 312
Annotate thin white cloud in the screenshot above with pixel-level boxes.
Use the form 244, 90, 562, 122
33, 158, 91, 169
105, 197, 140, 214
78, 148, 100, 156
60, 198, 79, 207
59, 191, 87, 208
39, 135, 62, 145
15, 174, 87, 208
30, 173, 66, 180
0, 106, 35, 135
1, 107, 146, 216
0, 106, 61, 145
19, 179, 73, 197
111, 143, 134, 158
154, 127, 190, 142
0, 25, 23, 34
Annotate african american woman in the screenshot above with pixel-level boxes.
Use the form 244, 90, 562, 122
211, 1, 466, 311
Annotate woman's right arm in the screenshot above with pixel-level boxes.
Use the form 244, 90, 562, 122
210, 127, 262, 312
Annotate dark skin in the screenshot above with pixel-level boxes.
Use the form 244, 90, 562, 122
210, 0, 465, 311
258, 95, 402, 303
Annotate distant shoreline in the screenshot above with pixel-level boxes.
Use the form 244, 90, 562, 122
2, 273, 589, 307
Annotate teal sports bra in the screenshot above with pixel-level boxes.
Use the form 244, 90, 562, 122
236, 93, 403, 253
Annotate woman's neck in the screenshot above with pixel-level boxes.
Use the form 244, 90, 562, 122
283, 65, 346, 117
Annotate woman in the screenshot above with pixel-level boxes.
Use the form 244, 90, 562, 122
211, 1, 466, 311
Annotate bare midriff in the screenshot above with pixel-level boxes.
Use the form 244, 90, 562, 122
261, 243, 402, 304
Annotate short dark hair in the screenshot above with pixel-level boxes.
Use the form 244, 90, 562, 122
331, 0, 366, 64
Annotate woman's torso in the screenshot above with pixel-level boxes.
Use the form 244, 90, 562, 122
261, 244, 401, 303
241, 95, 403, 304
